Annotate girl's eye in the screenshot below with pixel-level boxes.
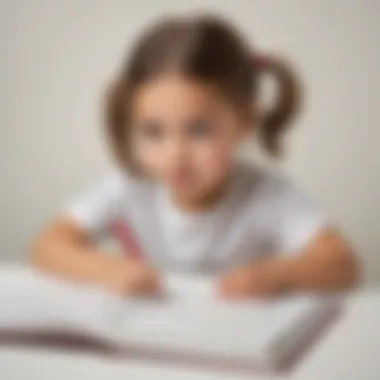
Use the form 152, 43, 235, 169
187, 120, 213, 138
138, 121, 164, 140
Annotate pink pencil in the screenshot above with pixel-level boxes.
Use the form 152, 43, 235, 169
110, 220, 144, 260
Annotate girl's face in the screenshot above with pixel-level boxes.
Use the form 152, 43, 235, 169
131, 75, 248, 203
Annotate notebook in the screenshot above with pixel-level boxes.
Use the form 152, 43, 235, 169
0, 265, 341, 374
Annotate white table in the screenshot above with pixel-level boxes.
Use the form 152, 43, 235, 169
0, 291, 379, 380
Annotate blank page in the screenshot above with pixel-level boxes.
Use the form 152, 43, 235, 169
120, 274, 334, 364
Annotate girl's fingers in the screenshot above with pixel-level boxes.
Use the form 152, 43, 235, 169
132, 268, 162, 296
218, 275, 248, 298
218, 270, 270, 299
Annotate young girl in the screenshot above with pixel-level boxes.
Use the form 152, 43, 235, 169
32, 15, 358, 298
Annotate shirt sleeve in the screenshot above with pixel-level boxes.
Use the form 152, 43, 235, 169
65, 171, 126, 238
271, 178, 328, 256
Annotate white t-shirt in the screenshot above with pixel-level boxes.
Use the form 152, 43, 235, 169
66, 161, 325, 273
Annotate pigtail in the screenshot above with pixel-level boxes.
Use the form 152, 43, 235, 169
254, 55, 301, 156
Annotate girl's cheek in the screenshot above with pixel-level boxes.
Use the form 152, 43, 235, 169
133, 143, 164, 174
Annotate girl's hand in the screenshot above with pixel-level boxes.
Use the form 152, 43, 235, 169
218, 262, 283, 299
104, 258, 161, 296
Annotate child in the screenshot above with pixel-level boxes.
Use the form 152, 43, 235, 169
32, 15, 358, 298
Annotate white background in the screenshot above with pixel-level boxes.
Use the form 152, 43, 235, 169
1, 0, 379, 282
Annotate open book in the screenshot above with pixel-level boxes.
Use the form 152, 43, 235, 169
0, 265, 341, 374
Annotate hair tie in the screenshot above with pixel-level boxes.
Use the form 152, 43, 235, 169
254, 54, 271, 69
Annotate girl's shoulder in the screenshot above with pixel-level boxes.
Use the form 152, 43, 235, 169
235, 160, 326, 253
234, 160, 317, 212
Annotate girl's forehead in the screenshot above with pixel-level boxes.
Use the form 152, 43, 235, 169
132, 75, 230, 117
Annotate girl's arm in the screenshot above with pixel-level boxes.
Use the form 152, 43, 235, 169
219, 229, 360, 298
31, 217, 160, 295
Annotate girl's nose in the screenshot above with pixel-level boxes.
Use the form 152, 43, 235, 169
166, 138, 188, 162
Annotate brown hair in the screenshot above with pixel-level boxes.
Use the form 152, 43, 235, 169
106, 15, 300, 168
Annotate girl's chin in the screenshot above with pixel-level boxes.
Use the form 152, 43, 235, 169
168, 182, 203, 198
